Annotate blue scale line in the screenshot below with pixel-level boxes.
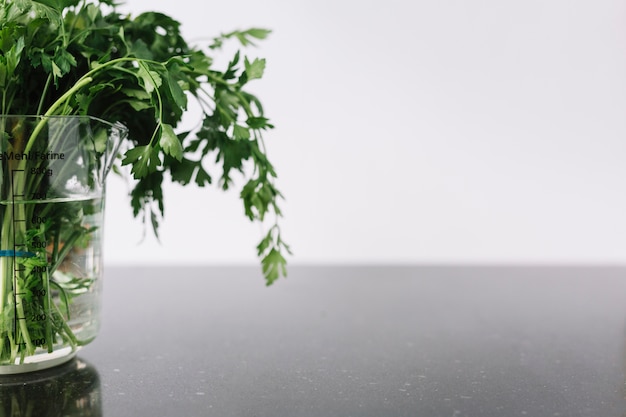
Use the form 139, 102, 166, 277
0, 250, 36, 258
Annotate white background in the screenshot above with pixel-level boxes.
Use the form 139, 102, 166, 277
104, 0, 626, 267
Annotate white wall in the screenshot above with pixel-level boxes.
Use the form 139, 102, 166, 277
104, 0, 626, 266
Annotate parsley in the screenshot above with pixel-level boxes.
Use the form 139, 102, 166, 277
0, 0, 290, 366
0, 0, 290, 284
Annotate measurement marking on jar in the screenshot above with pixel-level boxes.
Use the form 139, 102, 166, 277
30, 240, 47, 249
10, 169, 25, 199
10, 168, 26, 343
30, 167, 53, 176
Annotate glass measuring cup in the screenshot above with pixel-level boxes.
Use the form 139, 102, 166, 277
0, 115, 125, 374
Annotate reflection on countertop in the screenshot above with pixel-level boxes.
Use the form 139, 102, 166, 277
0, 357, 100, 417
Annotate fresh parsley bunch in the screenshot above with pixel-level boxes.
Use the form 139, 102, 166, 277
0, 0, 289, 284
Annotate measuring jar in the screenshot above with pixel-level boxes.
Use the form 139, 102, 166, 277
0, 115, 125, 374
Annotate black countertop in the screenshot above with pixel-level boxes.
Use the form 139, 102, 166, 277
1, 265, 625, 416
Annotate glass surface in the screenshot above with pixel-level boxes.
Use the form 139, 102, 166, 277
0, 115, 125, 373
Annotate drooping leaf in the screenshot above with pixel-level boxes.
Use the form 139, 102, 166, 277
122, 145, 161, 178
233, 124, 250, 140
169, 157, 195, 185
194, 165, 212, 187
159, 123, 183, 161
244, 57, 265, 81
261, 248, 287, 286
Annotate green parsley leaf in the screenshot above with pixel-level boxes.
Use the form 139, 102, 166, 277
122, 145, 161, 179
159, 123, 183, 161
233, 124, 250, 140
195, 165, 212, 187
261, 248, 287, 286
137, 63, 162, 94
244, 57, 266, 81
164, 67, 187, 110
0, 0, 289, 285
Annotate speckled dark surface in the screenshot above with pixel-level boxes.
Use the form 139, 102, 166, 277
3, 266, 625, 416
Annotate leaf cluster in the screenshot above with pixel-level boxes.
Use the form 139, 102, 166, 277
0, 0, 289, 284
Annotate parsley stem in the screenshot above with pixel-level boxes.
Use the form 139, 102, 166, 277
24, 76, 94, 154
43, 76, 93, 117
36, 75, 53, 115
